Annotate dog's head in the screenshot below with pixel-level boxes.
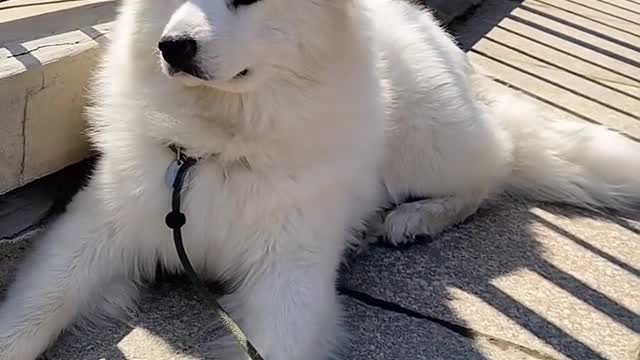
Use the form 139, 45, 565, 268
132, 0, 351, 93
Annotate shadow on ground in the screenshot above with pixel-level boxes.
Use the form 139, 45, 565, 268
339, 197, 640, 360
36, 198, 640, 360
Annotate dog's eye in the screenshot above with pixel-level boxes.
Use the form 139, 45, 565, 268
231, 0, 261, 8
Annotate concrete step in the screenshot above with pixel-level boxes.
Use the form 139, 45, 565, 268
0, 0, 116, 195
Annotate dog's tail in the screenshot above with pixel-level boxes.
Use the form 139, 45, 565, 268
488, 85, 640, 211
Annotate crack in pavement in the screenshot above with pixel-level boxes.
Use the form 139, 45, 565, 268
1, 32, 106, 61
338, 286, 560, 360
20, 90, 27, 178
4, 41, 81, 60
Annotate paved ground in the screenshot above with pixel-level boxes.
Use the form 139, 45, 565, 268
1, 0, 639, 359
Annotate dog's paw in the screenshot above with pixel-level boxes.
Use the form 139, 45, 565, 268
382, 200, 450, 246
358, 203, 434, 247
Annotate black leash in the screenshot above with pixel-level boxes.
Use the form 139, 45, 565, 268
164, 145, 265, 360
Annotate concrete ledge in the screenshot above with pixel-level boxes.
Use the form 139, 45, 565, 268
0, 0, 116, 45
0, 0, 115, 195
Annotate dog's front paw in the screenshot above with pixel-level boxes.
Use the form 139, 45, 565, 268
382, 200, 450, 246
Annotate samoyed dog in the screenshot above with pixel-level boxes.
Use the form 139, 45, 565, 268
1, 0, 639, 359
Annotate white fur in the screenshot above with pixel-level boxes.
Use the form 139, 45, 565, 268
1, 0, 638, 359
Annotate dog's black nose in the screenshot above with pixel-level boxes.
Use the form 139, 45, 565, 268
158, 37, 198, 71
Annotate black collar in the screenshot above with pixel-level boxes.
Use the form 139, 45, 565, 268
168, 143, 251, 170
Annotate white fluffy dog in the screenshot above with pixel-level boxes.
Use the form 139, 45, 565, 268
1, 0, 638, 359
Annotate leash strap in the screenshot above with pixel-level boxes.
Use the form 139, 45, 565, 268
164, 150, 265, 360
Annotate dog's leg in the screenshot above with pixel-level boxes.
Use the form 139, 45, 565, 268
206, 258, 340, 360
0, 189, 138, 360
379, 193, 486, 245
